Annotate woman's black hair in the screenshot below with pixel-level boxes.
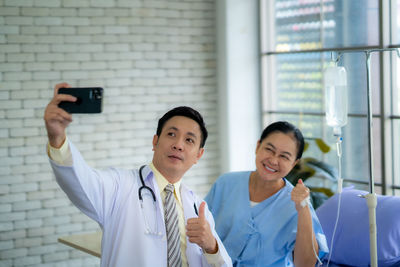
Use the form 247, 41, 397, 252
156, 106, 208, 148
259, 121, 305, 160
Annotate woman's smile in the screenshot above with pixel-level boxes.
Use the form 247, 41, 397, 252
263, 163, 277, 173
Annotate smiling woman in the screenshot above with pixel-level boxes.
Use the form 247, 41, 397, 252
251, 132, 300, 201
205, 121, 328, 267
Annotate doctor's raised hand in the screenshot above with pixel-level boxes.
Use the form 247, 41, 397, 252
186, 202, 218, 254
44, 83, 75, 148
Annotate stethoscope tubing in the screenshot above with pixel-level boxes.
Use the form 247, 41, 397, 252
138, 165, 156, 202
138, 165, 162, 236
138, 165, 199, 217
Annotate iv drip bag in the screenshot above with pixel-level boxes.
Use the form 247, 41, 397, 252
324, 65, 348, 136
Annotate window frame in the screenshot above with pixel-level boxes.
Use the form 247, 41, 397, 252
259, 0, 400, 195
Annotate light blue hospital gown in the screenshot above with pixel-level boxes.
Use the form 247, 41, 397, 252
205, 171, 328, 267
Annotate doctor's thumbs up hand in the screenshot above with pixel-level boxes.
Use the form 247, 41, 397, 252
291, 179, 310, 211
186, 202, 218, 254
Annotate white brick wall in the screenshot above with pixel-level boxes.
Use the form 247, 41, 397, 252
0, 0, 219, 266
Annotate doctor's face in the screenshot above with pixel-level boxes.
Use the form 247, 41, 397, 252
255, 131, 299, 182
152, 116, 204, 183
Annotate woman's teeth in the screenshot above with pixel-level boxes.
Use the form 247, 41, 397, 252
264, 164, 277, 172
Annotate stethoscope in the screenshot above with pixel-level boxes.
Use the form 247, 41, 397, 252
138, 165, 162, 236
138, 165, 199, 236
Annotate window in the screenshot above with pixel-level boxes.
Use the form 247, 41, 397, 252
261, 0, 400, 195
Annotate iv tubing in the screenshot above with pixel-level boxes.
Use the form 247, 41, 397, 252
326, 191, 342, 267
326, 136, 343, 267
300, 195, 321, 265
311, 220, 322, 266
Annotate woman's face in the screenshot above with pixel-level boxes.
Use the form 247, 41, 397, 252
255, 131, 299, 182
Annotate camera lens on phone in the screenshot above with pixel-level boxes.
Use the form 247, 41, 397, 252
93, 89, 102, 100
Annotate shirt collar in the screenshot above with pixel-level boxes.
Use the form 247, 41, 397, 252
149, 162, 182, 203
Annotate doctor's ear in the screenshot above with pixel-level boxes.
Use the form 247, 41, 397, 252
152, 135, 159, 150
194, 147, 204, 164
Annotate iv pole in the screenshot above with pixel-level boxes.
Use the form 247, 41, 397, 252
362, 47, 399, 267
363, 49, 378, 267
265, 45, 400, 267
327, 47, 400, 267
327, 48, 381, 267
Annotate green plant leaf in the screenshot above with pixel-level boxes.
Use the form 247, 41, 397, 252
310, 186, 335, 197
285, 163, 316, 184
315, 138, 331, 153
304, 158, 338, 181
285, 139, 339, 209
304, 141, 310, 152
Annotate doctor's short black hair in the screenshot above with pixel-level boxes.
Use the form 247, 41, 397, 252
156, 106, 208, 148
259, 121, 304, 160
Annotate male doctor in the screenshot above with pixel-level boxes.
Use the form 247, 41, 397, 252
44, 83, 232, 267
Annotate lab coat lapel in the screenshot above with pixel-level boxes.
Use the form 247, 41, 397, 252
141, 165, 166, 231
180, 184, 204, 265
180, 183, 198, 221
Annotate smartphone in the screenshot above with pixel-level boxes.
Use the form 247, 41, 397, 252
58, 87, 103, 114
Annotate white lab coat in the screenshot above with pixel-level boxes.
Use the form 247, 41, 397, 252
50, 141, 232, 267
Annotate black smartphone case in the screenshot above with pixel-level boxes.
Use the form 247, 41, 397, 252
58, 87, 103, 114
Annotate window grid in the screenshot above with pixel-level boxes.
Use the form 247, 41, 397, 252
260, 0, 400, 195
